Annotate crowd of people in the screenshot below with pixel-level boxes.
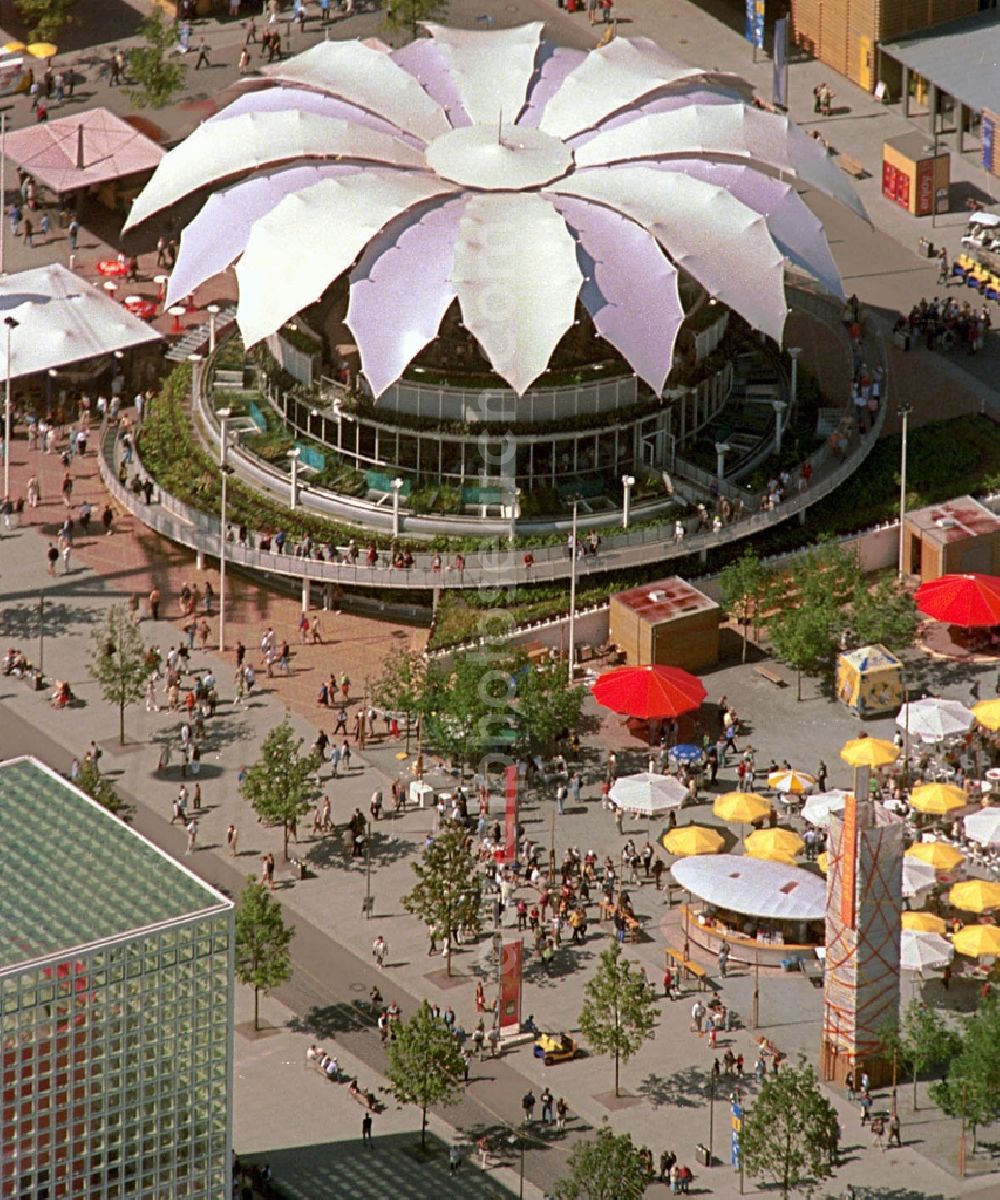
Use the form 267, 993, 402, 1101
895, 296, 991, 355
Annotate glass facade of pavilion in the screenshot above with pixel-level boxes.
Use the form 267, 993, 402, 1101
0, 758, 234, 1200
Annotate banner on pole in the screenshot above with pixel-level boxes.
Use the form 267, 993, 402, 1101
503, 763, 518, 864
731, 1100, 743, 1167
772, 18, 788, 108
499, 939, 523, 1031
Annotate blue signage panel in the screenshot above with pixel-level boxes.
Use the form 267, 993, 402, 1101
731, 1101, 744, 1167
745, 0, 755, 44
753, 0, 765, 49
984, 115, 996, 174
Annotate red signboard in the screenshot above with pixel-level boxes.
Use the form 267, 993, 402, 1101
499, 939, 523, 1031
915, 157, 934, 217
503, 763, 518, 864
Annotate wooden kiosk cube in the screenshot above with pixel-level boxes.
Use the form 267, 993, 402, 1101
609, 577, 720, 671
881, 133, 949, 217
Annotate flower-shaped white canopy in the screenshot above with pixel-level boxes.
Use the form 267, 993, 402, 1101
125, 25, 864, 397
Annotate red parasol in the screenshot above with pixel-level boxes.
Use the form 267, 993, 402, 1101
592, 664, 707, 719
915, 573, 1000, 627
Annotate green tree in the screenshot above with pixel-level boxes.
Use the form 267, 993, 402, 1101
382, 0, 449, 43
740, 1055, 839, 1200
385, 1001, 466, 1149
719, 549, 774, 662
850, 575, 918, 651
767, 595, 838, 701
234, 879, 294, 1031
74, 756, 130, 821
879, 1001, 958, 1111
514, 657, 585, 757
14, 0, 79, 41
371, 649, 429, 753
127, 9, 186, 110
402, 825, 482, 977
554, 1125, 647, 1200
240, 717, 322, 860
87, 603, 153, 745
931, 992, 1000, 1153
578, 943, 656, 1097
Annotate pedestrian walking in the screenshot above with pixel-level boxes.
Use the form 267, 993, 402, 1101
61, 541, 72, 573
448, 1145, 460, 1174
372, 934, 387, 969
149, 587, 161, 620
521, 1090, 535, 1123
887, 1111, 901, 1147
185, 818, 198, 854
226, 823, 238, 856
46, 541, 58, 575
937, 246, 950, 286
540, 1086, 554, 1123
361, 1112, 372, 1145
717, 940, 730, 978
194, 40, 211, 69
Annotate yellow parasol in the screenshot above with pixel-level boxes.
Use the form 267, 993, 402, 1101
948, 879, 1000, 913
26, 43, 58, 59
909, 783, 967, 816
2, 41, 25, 53
901, 911, 947, 933
952, 923, 1000, 958
904, 841, 965, 871
745, 828, 805, 860
973, 698, 1000, 731
767, 769, 816, 794
661, 825, 725, 857
817, 852, 829, 874
839, 736, 900, 769
713, 792, 770, 825
394, 751, 409, 761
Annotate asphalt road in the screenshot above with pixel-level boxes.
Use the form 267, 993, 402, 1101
0, 703, 587, 1197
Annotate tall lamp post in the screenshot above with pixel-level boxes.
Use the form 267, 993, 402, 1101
3, 315, 18, 499
217, 407, 232, 653
621, 473, 635, 530
391, 477, 404, 538
897, 401, 914, 580
506, 1129, 525, 1200
206, 302, 221, 355
567, 495, 581, 682
288, 447, 300, 510
788, 346, 801, 409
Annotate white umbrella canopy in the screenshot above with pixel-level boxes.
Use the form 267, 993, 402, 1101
965, 807, 1000, 847
802, 790, 850, 827
902, 856, 938, 899
609, 772, 688, 816
896, 697, 975, 744
768, 768, 816, 795
900, 929, 955, 974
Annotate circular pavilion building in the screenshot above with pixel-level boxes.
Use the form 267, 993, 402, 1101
125, 25, 864, 533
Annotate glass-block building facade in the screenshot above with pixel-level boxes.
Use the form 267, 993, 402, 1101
0, 757, 234, 1199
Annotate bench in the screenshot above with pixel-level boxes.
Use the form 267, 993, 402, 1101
838, 154, 867, 179
754, 664, 787, 687
664, 946, 709, 990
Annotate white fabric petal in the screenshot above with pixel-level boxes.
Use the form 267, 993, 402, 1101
207, 86, 424, 148
539, 36, 751, 142
645, 159, 844, 298
423, 22, 543, 126
167, 165, 357, 307
550, 195, 681, 394
391, 38, 472, 128
573, 104, 868, 222
235, 171, 458, 348
548, 167, 787, 343
124, 111, 423, 232
347, 197, 465, 397
257, 39, 450, 143
452, 193, 582, 395
518, 45, 586, 130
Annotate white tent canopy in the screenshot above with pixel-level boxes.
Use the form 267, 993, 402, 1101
0, 264, 161, 380
671, 854, 826, 921
609, 772, 687, 816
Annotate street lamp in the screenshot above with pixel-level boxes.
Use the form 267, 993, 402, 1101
3, 315, 17, 500
567, 495, 581, 682
217, 407, 232, 653
506, 1129, 525, 1200
288, 447, 300, 510
508, 485, 521, 544
621, 473, 635, 530
714, 443, 730, 494
206, 303, 221, 355
788, 346, 801, 409
772, 400, 788, 456
391, 477, 404, 538
897, 401, 914, 581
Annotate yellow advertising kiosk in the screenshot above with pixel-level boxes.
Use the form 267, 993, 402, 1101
837, 644, 903, 717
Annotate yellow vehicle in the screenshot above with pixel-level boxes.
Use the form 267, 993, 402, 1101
533, 1032, 578, 1066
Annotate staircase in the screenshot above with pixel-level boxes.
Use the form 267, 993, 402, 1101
165, 304, 238, 362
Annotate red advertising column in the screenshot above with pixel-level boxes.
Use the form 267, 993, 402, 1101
503, 763, 518, 864
499, 939, 523, 1034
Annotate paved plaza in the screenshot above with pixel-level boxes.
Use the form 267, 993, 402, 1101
1, 2, 1000, 1198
